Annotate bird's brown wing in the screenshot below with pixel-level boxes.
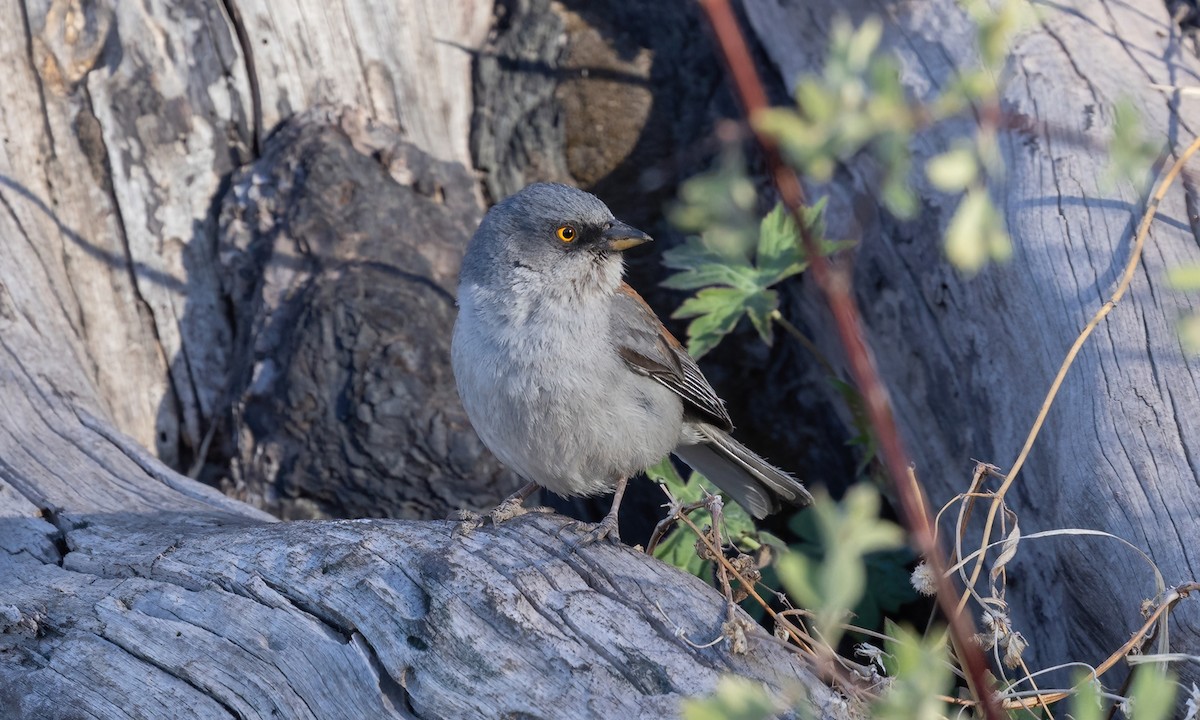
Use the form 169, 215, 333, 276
611, 282, 734, 432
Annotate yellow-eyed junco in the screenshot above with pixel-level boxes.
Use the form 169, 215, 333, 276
452, 183, 811, 543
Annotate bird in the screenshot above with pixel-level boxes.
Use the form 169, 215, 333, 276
451, 182, 812, 544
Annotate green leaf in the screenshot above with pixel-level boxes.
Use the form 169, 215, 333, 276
753, 107, 813, 149
661, 237, 751, 270
1108, 97, 1159, 190
653, 526, 707, 578
660, 263, 761, 293
944, 188, 993, 273
1069, 672, 1104, 720
755, 199, 832, 285
756, 530, 790, 553
926, 147, 979, 192
672, 287, 745, 320
744, 289, 779, 346
1179, 314, 1200, 354
756, 203, 804, 281
673, 287, 749, 358
854, 550, 918, 630
871, 625, 954, 719
794, 79, 836, 123
846, 17, 884, 72
775, 552, 821, 611
1166, 264, 1200, 291
1127, 667, 1178, 720
699, 477, 758, 544
776, 487, 906, 648
644, 456, 687, 494
681, 676, 777, 720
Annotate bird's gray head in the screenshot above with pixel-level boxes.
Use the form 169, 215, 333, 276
460, 183, 652, 298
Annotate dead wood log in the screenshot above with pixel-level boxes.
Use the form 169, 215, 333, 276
0, 351, 841, 716
0, 1, 846, 716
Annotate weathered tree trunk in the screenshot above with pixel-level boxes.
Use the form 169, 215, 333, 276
0, 0, 843, 717
747, 0, 1200, 690
4, 0, 1197, 713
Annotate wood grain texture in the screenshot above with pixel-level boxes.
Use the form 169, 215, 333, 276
0, 354, 842, 716
1, 0, 492, 472
745, 0, 1200, 688
0, 2, 851, 714
235, 0, 492, 169
216, 107, 521, 519
0, 163, 842, 714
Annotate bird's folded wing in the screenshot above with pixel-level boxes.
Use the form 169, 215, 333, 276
611, 283, 734, 432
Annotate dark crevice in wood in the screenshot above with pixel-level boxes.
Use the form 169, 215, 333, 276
217, 0, 262, 156
352, 631, 420, 719
33, 506, 69, 567
77, 84, 187, 459
15, 0, 57, 161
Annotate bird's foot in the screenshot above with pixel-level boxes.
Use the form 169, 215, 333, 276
573, 512, 622, 548
489, 496, 530, 525
451, 509, 484, 536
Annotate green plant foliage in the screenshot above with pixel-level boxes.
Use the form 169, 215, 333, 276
668, 148, 760, 259
926, 144, 979, 193
680, 676, 780, 720
754, 17, 917, 218
943, 186, 1012, 274
786, 509, 915, 632
665, 191, 843, 357
1179, 315, 1200, 354
1125, 668, 1178, 720
1165, 264, 1200, 353
961, 0, 1032, 70
1069, 673, 1105, 720
645, 458, 759, 579
1064, 670, 1177, 720
1166, 264, 1200, 291
774, 486, 906, 648
830, 377, 880, 479
870, 624, 953, 720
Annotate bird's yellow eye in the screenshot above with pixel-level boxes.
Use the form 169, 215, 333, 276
556, 225, 576, 243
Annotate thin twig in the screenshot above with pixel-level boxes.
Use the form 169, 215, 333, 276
646, 486, 709, 554
695, 2, 1001, 716
674, 509, 816, 654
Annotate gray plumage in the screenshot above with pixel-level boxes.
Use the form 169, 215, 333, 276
452, 183, 811, 525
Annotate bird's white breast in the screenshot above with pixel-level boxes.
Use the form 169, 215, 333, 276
452, 276, 683, 497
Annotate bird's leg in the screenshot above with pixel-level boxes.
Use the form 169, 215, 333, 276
489, 481, 540, 524
576, 476, 628, 546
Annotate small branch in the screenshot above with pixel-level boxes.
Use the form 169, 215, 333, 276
646, 486, 709, 555
695, 3, 1001, 717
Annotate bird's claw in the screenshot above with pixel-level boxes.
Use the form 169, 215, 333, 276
489, 497, 529, 525
451, 509, 484, 536
573, 513, 622, 547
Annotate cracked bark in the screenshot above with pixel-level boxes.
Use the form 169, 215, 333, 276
745, 0, 1200, 693
0, 2, 847, 717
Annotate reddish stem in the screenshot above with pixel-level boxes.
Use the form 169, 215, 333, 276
696, 2, 1001, 718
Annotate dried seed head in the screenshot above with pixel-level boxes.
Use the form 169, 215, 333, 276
910, 560, 937, 596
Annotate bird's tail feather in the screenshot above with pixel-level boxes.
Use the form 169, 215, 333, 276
674, 426, 813, 519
